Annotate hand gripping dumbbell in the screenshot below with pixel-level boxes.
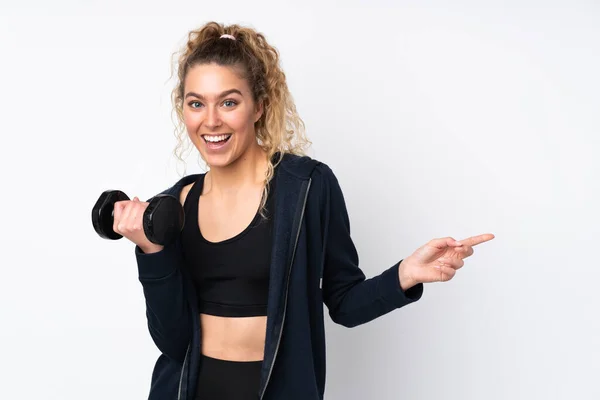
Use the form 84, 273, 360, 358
91, 190, 185, 246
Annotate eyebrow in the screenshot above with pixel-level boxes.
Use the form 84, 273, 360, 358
184, 89, 243, 100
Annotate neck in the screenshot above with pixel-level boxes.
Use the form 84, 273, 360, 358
205, 144, 268, 195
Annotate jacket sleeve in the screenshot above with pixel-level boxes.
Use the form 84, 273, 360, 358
135, 238, 192, 363
319, 164, 424, 328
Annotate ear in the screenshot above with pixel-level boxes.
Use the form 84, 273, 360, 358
254, 100, 264, 123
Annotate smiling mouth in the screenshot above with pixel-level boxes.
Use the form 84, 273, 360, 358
202, 134, 232, 144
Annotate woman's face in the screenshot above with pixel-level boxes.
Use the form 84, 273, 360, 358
182, 63, 263, 168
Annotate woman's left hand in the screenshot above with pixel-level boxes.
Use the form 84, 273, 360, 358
398, 233, 495, 290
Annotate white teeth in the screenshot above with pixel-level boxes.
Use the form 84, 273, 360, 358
204, 134, 231, 143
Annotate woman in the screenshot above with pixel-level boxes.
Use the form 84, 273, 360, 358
112, 21, 494, 400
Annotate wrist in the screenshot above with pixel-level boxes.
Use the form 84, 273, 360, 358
398, 258, 417, 291
139, 243, 164, 254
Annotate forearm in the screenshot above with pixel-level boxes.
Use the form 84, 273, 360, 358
136, 243, 192, 362
325, 261, 423, 328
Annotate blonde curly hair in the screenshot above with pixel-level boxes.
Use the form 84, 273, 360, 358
169, 21, 311, 216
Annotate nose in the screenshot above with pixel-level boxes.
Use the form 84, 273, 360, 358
204, 105, 222, 129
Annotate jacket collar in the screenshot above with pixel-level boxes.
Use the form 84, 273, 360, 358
164, 152, 318, 196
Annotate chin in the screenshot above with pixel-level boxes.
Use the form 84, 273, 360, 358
205, 147, 248, 170
202, 152, 232, 168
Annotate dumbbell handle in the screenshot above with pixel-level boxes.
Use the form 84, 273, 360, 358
92, 190, 185, 246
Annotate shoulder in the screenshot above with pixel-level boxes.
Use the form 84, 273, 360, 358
179, 181, 194, 206
277, 152, 336, 183
276, 153, 343, 209
154, 173, 204, 204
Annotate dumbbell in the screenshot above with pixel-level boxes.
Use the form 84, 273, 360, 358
92, 190, 185, 246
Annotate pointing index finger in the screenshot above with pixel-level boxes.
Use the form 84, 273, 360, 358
457, 233, 495, 247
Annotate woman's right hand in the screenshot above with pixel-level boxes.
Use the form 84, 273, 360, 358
113, 197, 165, 254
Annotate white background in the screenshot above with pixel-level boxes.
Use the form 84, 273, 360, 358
1, 1, 598, 399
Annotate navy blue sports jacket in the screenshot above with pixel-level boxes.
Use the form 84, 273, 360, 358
134, 153, 424, 399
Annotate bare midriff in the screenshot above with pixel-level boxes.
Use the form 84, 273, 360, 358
200, 314, 267, 361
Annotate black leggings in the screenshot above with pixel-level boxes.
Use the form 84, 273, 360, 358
194, 354, 262, 400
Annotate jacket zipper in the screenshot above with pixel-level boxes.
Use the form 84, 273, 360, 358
259, 178, 312, 400
178, 343, 191, 400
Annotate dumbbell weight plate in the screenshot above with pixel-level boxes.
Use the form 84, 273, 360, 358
92, 190, 130, 240
143, 194, 185, 245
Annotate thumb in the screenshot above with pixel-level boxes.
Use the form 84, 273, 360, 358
414, 237, 462, 263
113, 200, 125, 215
113, 201, 125, 231
429, 237, 463, 249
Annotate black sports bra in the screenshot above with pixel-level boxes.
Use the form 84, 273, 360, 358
180, 174, 273, 317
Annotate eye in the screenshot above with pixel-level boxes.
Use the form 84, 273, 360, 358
188, 101, 203, 109
223, 99, 237, 107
